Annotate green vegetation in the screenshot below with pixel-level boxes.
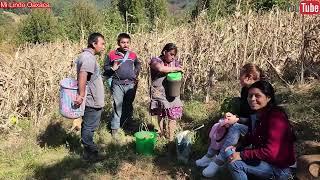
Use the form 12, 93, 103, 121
192, 0, 299, 19
62, 1, 103, 41
18, 10, 61, 44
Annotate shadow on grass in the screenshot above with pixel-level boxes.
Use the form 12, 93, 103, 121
34, 105, 160, 179
32, 142, 138, 180
102, 98, 156, 136
292, 120, 320, 141
37, 84, 320, 180
276, 89, 320, 141
152, 141, 232, 180
34, 120, 231, 179
37, 107, 115, 155
37, 121, 82, 154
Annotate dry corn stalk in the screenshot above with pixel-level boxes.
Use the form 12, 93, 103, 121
0, 11, 319, 126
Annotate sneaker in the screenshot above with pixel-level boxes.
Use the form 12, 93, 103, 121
196, 155, 213, 167
202, 161, 221, 178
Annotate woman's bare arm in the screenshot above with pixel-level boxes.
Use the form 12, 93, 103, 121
151, 61, 182, 73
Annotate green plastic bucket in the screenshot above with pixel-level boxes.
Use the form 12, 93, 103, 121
134, 131, 157, 155
167, 72, 182, 81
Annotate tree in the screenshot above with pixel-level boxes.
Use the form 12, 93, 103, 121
102, 0, 125, 42
208, 0, 236, 20
145, 0, 168, 29
115, 0, 170, 32
62, 0, 103, 41
192, 0, 237, 20
117, 0, 148, 33
127, 0, 147, 25
19, 9, 60, 43
48, 0, 74, 16
192, 0, 298, 20
253, 0, 298, 11
0, 13, 17, 44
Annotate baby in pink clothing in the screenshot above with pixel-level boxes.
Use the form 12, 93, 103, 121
196, 118, 233, 167
209, 118, 231, 151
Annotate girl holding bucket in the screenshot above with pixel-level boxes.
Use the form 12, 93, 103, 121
149, 43, 183, 142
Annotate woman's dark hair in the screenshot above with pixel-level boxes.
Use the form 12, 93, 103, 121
248, 80, 276, 108
87, 32, 104, 49
249, 80, 296, 141
161, 43, 178, 57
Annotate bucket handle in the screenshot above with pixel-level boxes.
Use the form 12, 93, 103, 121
139, 122, 149, 132
192, 124, 204, 131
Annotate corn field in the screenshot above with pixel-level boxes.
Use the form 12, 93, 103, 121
0, 10, 319, 128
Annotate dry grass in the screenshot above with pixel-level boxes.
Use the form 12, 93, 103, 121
0, 10, 319, 129
0, 41, 81, 128
134, 10, 320, 100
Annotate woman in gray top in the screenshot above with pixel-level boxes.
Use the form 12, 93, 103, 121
149, 43, 183, 141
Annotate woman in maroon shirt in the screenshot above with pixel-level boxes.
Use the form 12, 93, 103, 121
226, 81, 296, 180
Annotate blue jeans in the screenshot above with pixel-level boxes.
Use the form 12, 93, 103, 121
81, 106, 102, 153
228, 160, 292, 180
220, 123, 248, 160
111, 83, 136, 130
